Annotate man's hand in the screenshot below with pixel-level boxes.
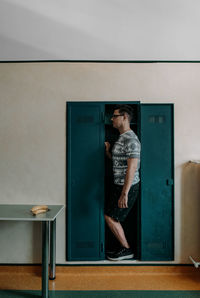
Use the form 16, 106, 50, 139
105, 142, 112, 159
104, 142, 111, 152
118, 193, 128, 208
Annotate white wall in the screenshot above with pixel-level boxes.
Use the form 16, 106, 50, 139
1, 0, 200, 60
0, 62, 200, 264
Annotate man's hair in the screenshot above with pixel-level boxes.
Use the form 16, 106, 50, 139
114, 104, 133, 123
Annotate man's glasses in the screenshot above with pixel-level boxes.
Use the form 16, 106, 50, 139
112, 114, 124, 118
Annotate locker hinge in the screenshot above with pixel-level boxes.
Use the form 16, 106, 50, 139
101, 242, 104, 253
101, 112, 105, 122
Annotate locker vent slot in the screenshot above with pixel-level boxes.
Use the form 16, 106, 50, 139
147, 241, 167, 249
76, 241, 95, 248
149, 115, 165, 124
77, 116, 94, 123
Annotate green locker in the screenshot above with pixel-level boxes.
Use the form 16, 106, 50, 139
67, 102, 174, 261
140, 104, 174, 260
67, 102, 105, 260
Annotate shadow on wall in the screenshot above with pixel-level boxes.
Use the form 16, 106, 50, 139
181, 161, 200, 263
0, 0, 118, 60
32, 222, 42, 263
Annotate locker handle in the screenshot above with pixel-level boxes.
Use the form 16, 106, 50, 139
166, 179, 174, 186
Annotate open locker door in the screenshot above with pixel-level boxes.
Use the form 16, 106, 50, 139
140, 104, 174, 261
67, 102, 105, 260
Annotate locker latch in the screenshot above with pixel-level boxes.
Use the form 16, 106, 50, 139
166, 179, 174, 186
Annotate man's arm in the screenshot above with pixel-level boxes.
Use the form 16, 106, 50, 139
118, 158, 138, 208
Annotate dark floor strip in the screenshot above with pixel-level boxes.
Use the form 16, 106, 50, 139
1, 291, 200, 298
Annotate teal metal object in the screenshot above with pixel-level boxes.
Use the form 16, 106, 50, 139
140, 104, 174, 260
42, 221, 49, 298
67, 102, 105, 261
0, 204, 64, 221
66, 102, 174, 262
0, 204, 64, 298
50, 219, 56, 280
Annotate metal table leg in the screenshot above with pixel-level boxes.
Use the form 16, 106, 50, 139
42, 221, 49, 298
50, 219, 56, 280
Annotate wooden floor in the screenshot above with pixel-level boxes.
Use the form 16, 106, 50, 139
1, 266, 200, 291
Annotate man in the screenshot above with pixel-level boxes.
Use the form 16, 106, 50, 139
104, 105, 141, 261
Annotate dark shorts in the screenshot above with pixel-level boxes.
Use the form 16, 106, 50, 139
105, 182, 139, 222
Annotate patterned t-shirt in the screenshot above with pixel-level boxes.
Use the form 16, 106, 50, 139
112, 130, 141, 186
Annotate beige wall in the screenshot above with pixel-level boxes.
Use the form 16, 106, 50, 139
0, 62, 200, 264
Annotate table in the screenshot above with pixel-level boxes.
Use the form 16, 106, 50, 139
0, 204, 64, 298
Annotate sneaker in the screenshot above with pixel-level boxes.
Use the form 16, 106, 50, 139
107, 247, 134, 261
105, 249, 116, 256
105, 247, 121, 256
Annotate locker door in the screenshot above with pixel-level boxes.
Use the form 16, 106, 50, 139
67, 102, 105, 260
140, 104, 174, 260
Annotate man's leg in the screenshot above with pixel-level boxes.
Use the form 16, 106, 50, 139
104, 214, 130, 248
